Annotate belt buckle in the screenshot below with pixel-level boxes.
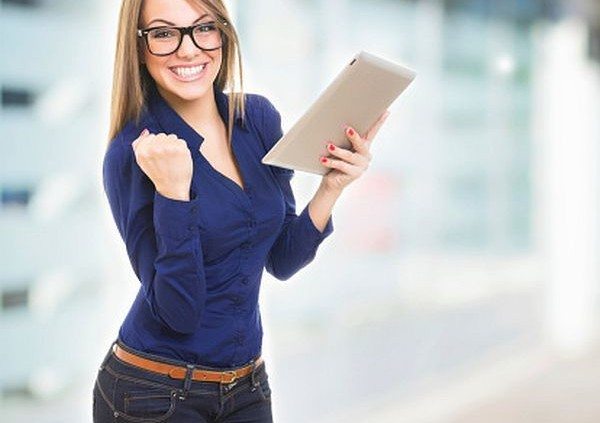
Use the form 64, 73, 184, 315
221, 370, 237, 384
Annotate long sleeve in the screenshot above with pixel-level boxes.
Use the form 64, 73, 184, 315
102, 141, 207, 335
259, 96, 334, 281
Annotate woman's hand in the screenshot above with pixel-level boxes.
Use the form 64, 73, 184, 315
131, 129, 193, 201
319, 110, 390, 193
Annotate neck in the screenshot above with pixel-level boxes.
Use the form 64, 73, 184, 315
157, 85, 222, 134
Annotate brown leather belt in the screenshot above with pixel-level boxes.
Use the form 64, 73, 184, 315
112, 343, 263, 384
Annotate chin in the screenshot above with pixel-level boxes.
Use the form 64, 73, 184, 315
159, 78, 214, 103
163, 64, 222, 99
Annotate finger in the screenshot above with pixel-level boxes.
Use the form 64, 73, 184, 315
320, 156, 361, 176
343, 125, 370, 156
325, 142, 370, 166
132, 128, 150, 149
365, 110, 390, 142
165, 133, 178, 143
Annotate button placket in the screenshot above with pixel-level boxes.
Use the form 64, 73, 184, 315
188, 204, 199, 232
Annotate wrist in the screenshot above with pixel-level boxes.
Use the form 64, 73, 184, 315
156, 187, 190, 202
318, 180, 343, 198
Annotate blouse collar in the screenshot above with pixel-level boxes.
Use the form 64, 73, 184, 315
146, 82, 245, 152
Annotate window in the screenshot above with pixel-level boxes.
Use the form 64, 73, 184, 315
1, 87, 35, 108
1, 0, 40, 6
1, 186, 34, 209
2, 287, 29, 310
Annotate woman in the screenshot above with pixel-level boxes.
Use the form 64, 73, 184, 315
93, 0, 390, 421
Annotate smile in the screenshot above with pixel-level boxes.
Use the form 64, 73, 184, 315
169, 64, 207, 81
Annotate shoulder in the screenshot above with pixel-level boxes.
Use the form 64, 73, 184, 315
107, 110, 161, 154
242, 92, 281, 126
104, 114, 161, 171
243, 92, 276, 110
102, 118, 158, 201
241, 92, 283, 150
241, 93, 292, 177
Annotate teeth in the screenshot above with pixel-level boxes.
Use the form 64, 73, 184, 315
171, 65, 205, 77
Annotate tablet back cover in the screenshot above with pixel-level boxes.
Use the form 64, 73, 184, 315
261, 50, 416, 175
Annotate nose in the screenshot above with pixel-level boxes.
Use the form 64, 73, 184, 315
176, 32, 202, 59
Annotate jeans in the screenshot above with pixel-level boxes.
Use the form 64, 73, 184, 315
93, 339, 273, 422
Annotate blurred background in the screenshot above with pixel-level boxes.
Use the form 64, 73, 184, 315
1, 0, 600, 421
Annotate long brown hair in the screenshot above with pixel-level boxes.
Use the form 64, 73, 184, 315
107, 0, 245, 148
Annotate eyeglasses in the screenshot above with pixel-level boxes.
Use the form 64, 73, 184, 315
137, 20, 228, 56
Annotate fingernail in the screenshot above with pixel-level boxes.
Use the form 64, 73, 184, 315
328, 143, 335, 151
321, 157, 328, 163
347, 128, 354, 136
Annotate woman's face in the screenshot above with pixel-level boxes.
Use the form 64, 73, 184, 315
139, 0, 223, 105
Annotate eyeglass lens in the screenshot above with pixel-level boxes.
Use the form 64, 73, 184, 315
146, 22, 222, 55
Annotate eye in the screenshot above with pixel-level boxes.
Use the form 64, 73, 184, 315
194, 22, 217, 33
148, 27, 177, 39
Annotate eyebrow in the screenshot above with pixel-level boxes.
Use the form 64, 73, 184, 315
147, 13, 210, 26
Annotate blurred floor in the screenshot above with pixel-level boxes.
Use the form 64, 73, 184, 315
449, 343, 600, 423
317, 341, 600, 423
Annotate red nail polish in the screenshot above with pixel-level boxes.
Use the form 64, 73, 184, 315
328, 144, 335, 151
348, 128, 354, 136
321, 157, 328, 163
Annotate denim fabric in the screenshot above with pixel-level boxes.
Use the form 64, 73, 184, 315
93, 339, 272, 422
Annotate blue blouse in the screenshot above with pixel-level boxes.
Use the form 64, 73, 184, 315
102, 83, 334, 368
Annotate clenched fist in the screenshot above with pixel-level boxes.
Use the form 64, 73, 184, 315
131, 129, 193, 201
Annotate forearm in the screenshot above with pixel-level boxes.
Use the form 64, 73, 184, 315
308, 181, 343, 233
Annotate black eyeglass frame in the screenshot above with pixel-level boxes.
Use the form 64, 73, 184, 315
137, 20, 229, 56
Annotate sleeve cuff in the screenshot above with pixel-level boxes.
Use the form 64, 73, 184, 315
298, 203, 334, 247
153, 188, 201, 240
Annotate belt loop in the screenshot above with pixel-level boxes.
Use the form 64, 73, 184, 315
179, 364, 195, 400
99, 339, 117, 371
250, 358, 260, 392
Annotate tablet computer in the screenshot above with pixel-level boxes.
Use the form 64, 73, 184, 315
261, 50, 416, 175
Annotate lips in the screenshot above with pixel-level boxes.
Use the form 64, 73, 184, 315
168, 63, 208, 81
